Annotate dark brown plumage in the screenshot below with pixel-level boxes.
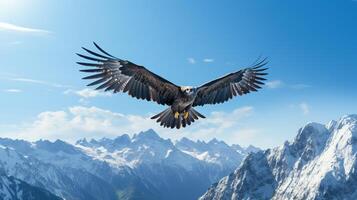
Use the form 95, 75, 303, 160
193, 59, 268, 106
77, 42, 268, 129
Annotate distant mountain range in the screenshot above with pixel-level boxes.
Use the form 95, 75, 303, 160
3, 115, 355, 200
0, 129, 257, 200
200, 115, 357, 200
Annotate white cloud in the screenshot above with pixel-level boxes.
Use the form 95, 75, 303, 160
0, 22, 51, 35
300, 102, 310, 115
203, 58, 214, 63
3, 89, 22, 93
178, 106, 258, 144
0, 106, 259, 146
10, 77, 70, 88
3, 106, 156, 142
266, 80, 283, 89
265, 80, 310, 90
187, 58, 196, 64
64, 88, 112, 98
11, 78, 45, 84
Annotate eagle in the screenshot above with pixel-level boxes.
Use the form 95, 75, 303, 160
77, 43, 268, 129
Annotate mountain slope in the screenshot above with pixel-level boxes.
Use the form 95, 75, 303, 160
200, 115, 357, 200
0, 138, 122, 200
0, 174, 62, 200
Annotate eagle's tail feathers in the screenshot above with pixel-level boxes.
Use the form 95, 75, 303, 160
191, 108, 206, 118
176, 115, 181, 129
151, 108, 205, 129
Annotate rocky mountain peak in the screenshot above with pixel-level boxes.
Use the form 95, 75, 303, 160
200, 114, 357, 200
132, 129, 161, 141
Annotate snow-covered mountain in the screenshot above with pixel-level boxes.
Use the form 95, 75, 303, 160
0, 174, 61, 200
200, 114, 357, 200
0, 129, 255, 200
75, 129, 255, 200
0, 139, 121, 200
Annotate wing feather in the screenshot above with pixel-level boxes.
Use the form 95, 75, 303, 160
77, 42, 180, 106
193, 58, 268, 106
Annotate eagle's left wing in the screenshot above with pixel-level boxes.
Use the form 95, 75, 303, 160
193, 59, 268, 107
77, 42, 181, 106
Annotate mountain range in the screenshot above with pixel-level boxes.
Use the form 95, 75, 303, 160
0, 129, 256, 200
200, 115, 357, 200
2, 114, 356, 200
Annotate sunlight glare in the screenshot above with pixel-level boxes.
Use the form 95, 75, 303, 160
0, 0, 28, 16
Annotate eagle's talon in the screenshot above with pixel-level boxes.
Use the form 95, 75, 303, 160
184, 111, 189, 119
174, 112, 180, 119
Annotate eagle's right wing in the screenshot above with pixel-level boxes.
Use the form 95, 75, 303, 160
77, 42, 181, 106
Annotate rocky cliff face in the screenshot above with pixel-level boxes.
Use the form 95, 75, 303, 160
200, 115, 357, 200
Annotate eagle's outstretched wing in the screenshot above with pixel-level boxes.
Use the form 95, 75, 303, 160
193, 59, 268, 106
77, 42, 180, 106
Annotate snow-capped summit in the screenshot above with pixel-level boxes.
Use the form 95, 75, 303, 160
176, 137, 248, 171
132, 129, 162, 141
200, 115, 357, 200
113, 134, 131, 145
208, 138, 221, 145
78, 134, 132, 152
326, 120, 338, 132
244, 145, 261, 153
35, 139, 80, 154
231, 144, 261, 155
75, 137, 90, 146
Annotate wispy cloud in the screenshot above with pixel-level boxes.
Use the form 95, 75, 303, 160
299, 102, 310, 115
266, 80, 283, 89
10, 78, 71, 88
3, 89, 22, 93
187, 57, 214, 64
0, 22, 51, 35
11, 78, 46, 84
64, 88, 112, 98
203, 58, 214, 63
187, 58, 196, 64
265, 80, 311, 90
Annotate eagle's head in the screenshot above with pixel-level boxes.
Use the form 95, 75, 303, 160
181, 86, 196, 95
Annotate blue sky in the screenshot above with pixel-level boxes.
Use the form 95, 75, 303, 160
0, 0, 356, 148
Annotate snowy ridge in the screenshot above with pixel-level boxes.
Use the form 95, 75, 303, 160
175, 138, 251, 170
200, 114, 357, 200
0, 129, 257, 200
75, 129, 255, 172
